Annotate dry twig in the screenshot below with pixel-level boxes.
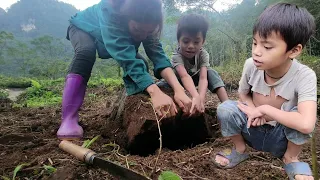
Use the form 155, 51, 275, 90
140, 100, 170, 176
201, 148, 213, 156
252, 154, 267, 161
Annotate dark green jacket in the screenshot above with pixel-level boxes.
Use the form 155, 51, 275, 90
69, 0, 171, 95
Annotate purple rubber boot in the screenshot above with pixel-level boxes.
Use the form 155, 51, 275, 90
57, 74, 86, 139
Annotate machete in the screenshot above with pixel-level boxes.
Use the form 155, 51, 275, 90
59, 140, 150, 180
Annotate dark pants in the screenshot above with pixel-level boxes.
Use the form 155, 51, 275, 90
157, 68, 225, 93
67, 25, 149, 82
190, 68, 225, 93
217, 100, 311, 158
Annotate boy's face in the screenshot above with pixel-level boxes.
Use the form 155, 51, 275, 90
252, 31, 300, 70
178, 32, 204, 59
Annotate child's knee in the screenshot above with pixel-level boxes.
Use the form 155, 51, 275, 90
217, 100, 246, 126
217, 100, 236, 121
285, 127, 312, 146
217, 100, 246, 137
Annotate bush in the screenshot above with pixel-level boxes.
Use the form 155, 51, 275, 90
18, 80, 62, 107
0, 75, 32, 88
15, 76, 123, 107
298, 55, 320, 110
0, 89, 9, 99
214, 56, 246, 91
88, 76, 123, 91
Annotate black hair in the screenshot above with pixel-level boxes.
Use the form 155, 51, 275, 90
253, 3, 316, 51
120, 0, 163, 34
177, 13, 209, 41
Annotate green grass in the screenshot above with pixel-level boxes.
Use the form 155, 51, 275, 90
82, 135, 100, 148
12, 76, 124, 108
18, 79, 62, 107
88, 76, 123, 91
214, 58, 245, 90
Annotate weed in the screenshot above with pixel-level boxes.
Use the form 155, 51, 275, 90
158, 171, 182, 180
43, 165, 57, 174
82, 135, 100, 148
13, 163, 30, 180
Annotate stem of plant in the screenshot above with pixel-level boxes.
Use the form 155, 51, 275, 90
142, 100, 170, 176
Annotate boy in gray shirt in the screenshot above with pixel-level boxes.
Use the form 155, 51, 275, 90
213, 3, 317, 180
171, 14, 228, 115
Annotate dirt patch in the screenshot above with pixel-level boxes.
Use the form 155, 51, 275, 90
117, 88, 220, 156
0, 88, 319, 180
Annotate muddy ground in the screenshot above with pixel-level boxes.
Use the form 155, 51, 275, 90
0, 87, 319, 180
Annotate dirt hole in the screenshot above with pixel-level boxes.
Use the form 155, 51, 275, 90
126, 113, 219, 156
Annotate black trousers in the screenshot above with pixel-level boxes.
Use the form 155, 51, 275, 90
67, 25, 149, 82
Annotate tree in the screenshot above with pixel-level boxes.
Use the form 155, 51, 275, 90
0, 31, 14, 65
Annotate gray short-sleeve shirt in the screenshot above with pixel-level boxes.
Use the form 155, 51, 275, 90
239, 58, 317, 125
171, 48, 210, 76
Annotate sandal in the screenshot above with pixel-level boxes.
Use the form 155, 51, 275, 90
284, 162, 313, 180
212, 148, 249, 169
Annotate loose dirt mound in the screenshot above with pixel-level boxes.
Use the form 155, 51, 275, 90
110, 87, 221, 156
0, 88, 319, 180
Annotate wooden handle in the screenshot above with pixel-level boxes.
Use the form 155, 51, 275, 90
59, 140, 96, 163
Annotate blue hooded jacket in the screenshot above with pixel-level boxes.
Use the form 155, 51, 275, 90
69, 0, 171, 95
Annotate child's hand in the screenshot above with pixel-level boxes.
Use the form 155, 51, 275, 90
173, 90, 192, 115
150, 90, 177, 118
190, 95, 203, 115
250, 117, 267, 127
200, 96, 205, 113
237, 101, 264, 128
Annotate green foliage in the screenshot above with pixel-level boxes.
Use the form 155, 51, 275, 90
0, 31, 121, 80
0, 75, 32, 88
298, 54, 320, 76
0, 31, 14, 65
0, 89, 9, 99
158, 171, 182, 180
88, 77, 123, 91
0, 75, 123, 107
298, 54, 320, 111
31, 80, 41, 89
19, 79, 62, 107
1, 176, 10, 180
92, 58, 123, 79
13, 163, 30, 180
82, 135, 100, 148
43, 165, 57, 174
214, 53, 248, 90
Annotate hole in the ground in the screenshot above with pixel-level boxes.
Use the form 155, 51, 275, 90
126, 113, 219, 156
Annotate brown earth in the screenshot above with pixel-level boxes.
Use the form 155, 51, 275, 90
116, 87, 221, 156
0, 87, 319, 180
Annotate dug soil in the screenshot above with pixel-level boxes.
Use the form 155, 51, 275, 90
0, 87, 319, 180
